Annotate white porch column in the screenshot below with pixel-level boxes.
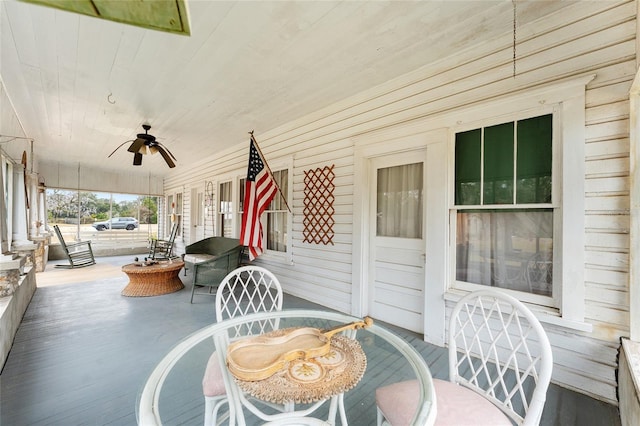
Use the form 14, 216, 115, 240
8, 164, 34, 270
11, 165, 29, 245
0, 157, 8, 254
38, 178, 47, 232
27, 172, 39, 237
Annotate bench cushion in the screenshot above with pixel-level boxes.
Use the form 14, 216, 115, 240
183, 253, 217, 264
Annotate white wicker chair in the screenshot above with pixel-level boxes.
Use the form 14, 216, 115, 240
202, 266, 283, 426
261, 418, 331, 426
376, 289, 553, 426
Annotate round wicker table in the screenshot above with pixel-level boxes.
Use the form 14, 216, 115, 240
121, 260, 185, 297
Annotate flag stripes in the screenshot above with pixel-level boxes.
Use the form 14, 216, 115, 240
240, 138, 278, 260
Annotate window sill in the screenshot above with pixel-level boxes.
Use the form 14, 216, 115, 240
444, 290, 593, 332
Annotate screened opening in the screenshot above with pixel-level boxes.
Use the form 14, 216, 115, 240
455, 114, 552, 206
47, 189, 159, 252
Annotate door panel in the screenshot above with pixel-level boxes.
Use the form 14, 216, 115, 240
369, 151, 427, 333
190, 188, 204, 242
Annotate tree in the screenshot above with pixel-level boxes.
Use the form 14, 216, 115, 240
47, 190, 158, 226
139, 196, 158, 224
47, 189, 76, 222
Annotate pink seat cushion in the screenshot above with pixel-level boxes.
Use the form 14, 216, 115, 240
376, 379, 512, 426
202, 351, 226, 397
433, 379, 512, 426
376, 380, 420, 426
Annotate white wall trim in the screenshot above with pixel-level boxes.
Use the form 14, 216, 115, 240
629, 68, 640, 341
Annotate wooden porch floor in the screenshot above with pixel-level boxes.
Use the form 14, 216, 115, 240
0, 256, 621, 425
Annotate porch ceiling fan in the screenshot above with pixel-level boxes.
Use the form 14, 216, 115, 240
108, 124, 177, 168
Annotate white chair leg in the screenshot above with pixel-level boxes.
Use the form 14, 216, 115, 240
204, 396, 228, 426
338, 393, 347, 425
376, 406, 384, 426
326, 395, 339, 425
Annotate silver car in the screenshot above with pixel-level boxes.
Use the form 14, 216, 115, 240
92, 217, 139, 231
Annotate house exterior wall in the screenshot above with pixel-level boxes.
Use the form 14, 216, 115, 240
165, 1, 633, 404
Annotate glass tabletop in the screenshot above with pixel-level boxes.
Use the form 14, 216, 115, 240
137, 309, 436, 425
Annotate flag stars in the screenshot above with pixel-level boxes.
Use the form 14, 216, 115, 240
247, 142, 264, 181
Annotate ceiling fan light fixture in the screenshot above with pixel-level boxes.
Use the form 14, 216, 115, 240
109, 124, 177, 168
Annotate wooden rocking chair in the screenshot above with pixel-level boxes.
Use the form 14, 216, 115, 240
149, 222, 179, 260
52, 225, 96, 269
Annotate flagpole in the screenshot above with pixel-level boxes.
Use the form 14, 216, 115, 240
249, 131, 292, 213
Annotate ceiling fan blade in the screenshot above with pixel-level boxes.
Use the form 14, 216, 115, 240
157, 142, 177, 161
127, 138, 146, 153
133, 152, 143, 166
108, 140, 133, 158
156, 146, 176, 168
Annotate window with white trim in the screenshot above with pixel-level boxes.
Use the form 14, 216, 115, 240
453, 111, 557, 306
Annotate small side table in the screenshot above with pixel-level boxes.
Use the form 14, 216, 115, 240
121, 260, 185, 297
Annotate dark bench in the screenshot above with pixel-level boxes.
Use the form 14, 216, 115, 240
182, 237, 243, 303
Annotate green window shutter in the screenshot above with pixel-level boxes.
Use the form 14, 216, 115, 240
484, 122, 514, 204
455, 129, 481, 205
516, 114, 552, 203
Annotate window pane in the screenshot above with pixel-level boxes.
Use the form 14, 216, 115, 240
377, 162, 423, 238
176, 193, 183, 212
455, 129, 481, 205
456, 209, 552, 296
266, 170, 288, 253
239, 178, 246, 212
268, 170, 288, 210
267, 211, 287, 252
219, 182, 232, 237
484, 122, 514, 204
517, 114, 552, 203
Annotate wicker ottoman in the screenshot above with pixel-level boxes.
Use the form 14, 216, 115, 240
121, 260, 185, 297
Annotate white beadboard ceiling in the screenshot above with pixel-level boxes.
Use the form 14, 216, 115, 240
0, 0, 577, 179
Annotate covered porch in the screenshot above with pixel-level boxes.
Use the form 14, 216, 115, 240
0, 256, 621, 425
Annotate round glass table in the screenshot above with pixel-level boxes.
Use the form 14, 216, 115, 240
137, 309, 436, 425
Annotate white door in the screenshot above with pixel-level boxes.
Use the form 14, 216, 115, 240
369, 150, 427, 333
190, 188, 205, 242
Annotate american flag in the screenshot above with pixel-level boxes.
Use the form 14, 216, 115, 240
240, 138, 278, 260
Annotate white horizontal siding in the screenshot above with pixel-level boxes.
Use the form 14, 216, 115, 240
158, 0, 635, 404
282, 139, 355, 313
